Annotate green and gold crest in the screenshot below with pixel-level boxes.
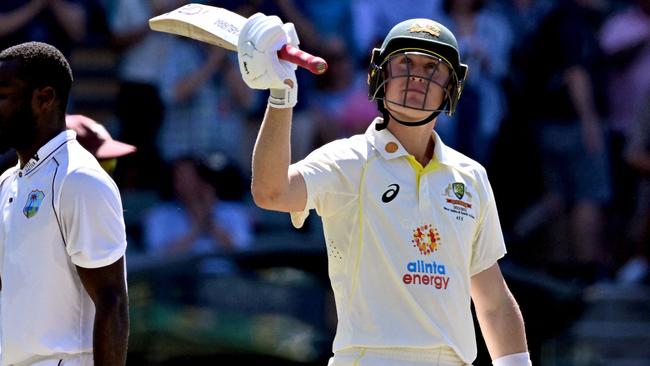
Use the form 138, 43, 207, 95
452, 182, 465, 200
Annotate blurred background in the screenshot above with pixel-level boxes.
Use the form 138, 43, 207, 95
1, 0, 649, 365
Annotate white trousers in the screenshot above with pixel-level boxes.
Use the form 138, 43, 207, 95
328, 346, 470, 366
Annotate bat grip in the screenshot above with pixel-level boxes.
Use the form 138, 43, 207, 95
278, 44, 328, 75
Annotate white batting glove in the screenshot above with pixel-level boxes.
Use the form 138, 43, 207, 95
237, 13, 299, 108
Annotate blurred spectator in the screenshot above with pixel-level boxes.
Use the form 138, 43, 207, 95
274, 0, 354, 56
436, 0, 513, 164
513, 0, 612, 280
600, 0, 650, 139
304, 38, 378, 147
487, 0, 554, 232
108, 0, 183, 190
495, 0, 554, 107
65, 113, 137, 175
618, 94, 650, 284
599, 0, 650, 221
143, 155, 252, 257
157, 37, 253, 166
351, 0, 444, 62
141, 155, 252, 303
0, 0, 88, 57
490, 0, 554, 48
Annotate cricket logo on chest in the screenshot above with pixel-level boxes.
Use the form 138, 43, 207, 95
23, 189, 45, 218
442, 182, 475, 221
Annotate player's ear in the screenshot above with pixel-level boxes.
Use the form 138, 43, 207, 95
32, 86, 57, 112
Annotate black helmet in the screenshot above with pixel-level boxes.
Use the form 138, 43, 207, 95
368, 19, 468, 129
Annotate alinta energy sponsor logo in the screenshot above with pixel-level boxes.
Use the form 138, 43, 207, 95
404, 224, 450, 290
403, 260, 450, 290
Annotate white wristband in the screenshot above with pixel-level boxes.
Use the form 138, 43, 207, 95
493, 352, 532, 366
268, 87, 297, 109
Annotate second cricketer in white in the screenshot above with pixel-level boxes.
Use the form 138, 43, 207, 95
0, 130, 128, 365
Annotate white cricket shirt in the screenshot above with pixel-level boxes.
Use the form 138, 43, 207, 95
291, 118, 506, 364
0, 130, 127, 366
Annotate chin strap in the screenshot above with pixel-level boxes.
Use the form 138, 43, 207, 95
375, 101, 443, 131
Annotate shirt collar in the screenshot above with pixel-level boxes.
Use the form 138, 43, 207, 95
22, 130, 75, 175
365, 117, 410, 160
365, 117, 457, 167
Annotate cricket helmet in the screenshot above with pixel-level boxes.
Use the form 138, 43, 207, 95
368, 19, 468, 129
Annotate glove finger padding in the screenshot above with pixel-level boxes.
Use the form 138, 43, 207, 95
282, 23, 300, 48
268, 23, 299, 88
237, 13, 298, 91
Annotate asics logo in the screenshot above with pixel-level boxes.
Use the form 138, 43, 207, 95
381, 184, 400, 203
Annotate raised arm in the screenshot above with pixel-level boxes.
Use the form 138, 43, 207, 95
471, 263, 531, 365
237, 13, 307, 212
251, 107, 307, 212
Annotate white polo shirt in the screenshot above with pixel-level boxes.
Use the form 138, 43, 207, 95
291, 118, 506, 364
0, 130, 127, 366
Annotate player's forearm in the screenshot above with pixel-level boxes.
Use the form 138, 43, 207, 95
93, 291, 129, 366
251, 106, 293, 208
476, 291, 529, 360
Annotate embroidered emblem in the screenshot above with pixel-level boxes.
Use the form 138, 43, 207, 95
442, 182, 476, 220
408, 22, 441, 38
23, 190, 45, 218
452, 182, 465, 200
443, 183, 472, 208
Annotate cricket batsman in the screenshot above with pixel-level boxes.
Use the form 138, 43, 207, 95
237, 14, 531, 366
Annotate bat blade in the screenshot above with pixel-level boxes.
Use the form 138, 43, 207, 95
148, 3, 328, 75
149, 4, 242, 51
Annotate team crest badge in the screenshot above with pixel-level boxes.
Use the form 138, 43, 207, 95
23, 190, 45, 218
408, 22, 441, 38
452, 182, 465, 200
443, 182, 472, 208
411, 224, 441, 256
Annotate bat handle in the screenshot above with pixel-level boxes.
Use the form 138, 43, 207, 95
278, 44, 328, 75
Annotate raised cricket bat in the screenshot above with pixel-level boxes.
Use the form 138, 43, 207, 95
149, 3, 328, 75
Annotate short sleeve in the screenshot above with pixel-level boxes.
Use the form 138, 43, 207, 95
290, 138, 364, 228
59, 168, 127, 268
470, 171, 507, 276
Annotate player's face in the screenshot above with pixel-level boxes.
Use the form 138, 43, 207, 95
0, 61, 38, 153
383, 53, 452, 121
